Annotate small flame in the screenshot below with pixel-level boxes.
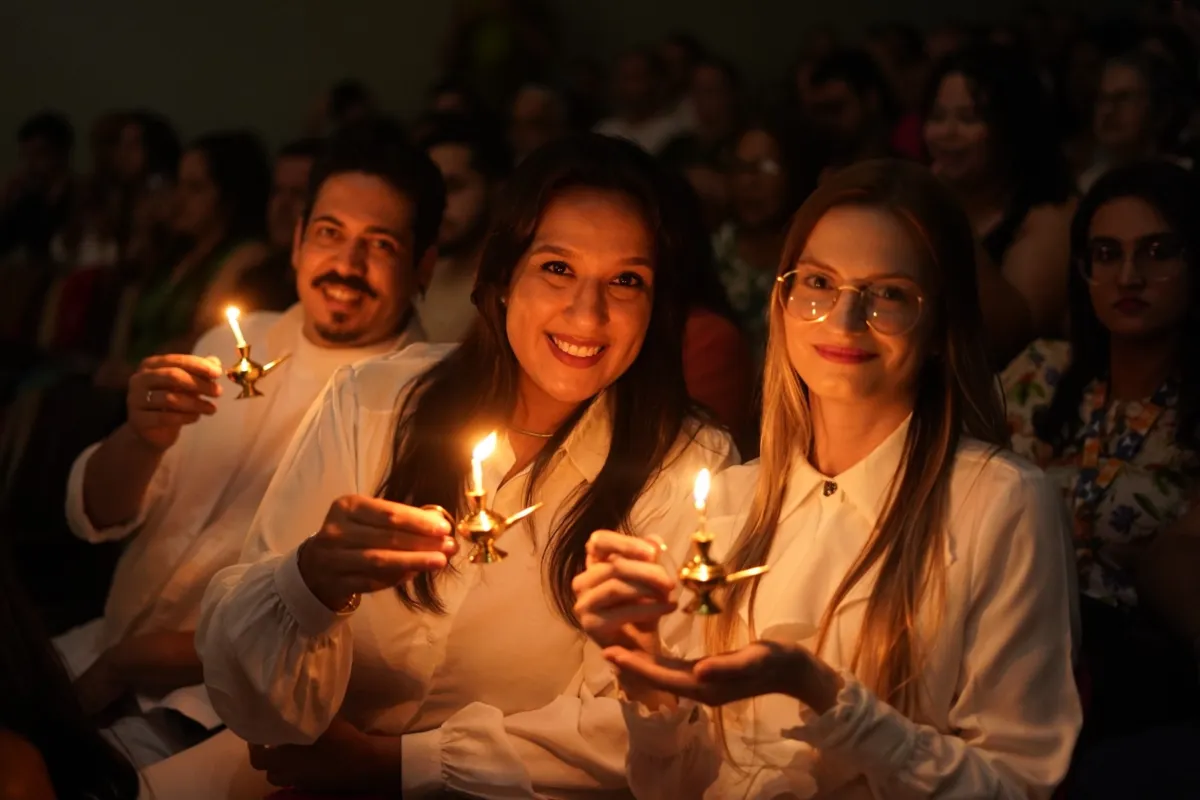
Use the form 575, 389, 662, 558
694, 468, 711, 511
225, 306, 240, 323
473, 432, 498, 462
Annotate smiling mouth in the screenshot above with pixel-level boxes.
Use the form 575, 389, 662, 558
321, 285, 368, 304
548, 334, 606, 359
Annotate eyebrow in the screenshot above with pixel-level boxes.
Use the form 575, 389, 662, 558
311, 214, 409, 243
795, 257, 918, 282
529, 243, 652, 267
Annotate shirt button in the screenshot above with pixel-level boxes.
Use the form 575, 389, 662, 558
823, 480, 838, 497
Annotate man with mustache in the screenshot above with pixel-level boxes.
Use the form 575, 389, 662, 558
55, 118, 444, 768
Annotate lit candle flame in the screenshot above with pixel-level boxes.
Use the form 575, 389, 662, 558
694, 468, 711, 512
471, 432, 497, 495
225, 306, 247, 349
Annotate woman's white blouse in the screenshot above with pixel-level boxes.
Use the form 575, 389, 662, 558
195, 343, 736, 799
626, 420, 1082, 799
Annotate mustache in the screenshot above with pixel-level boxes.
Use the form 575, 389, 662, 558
312, 272, 378, 299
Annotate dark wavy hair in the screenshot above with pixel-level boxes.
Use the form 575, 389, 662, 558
1035, 162, 1200, 452
378, 134, 705, 624
0, 548, 139, 800
923, 45, 1073, 261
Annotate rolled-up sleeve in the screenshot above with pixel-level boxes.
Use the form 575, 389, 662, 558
65, 441, 175, 543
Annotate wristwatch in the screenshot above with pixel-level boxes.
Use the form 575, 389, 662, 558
298, 531, 361, 616
336, 591, 361, 615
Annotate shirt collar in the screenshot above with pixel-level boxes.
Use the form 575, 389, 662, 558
557, 392, 613, 484
782, 414, 912, 529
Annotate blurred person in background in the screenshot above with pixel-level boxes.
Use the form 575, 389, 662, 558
865, 22, 929, 158
1080, 51, 1191, 192
657, 32, 706, 129
806, 49, 898, 173
417, 113, 511, 342
509, 83, 569, 162
234, 137, 326, 312
660, 56, 744, 231
924, 44, 1076, 364
713, 121, 815, 360
0, 112, 76, 264
594, 48, 692, 154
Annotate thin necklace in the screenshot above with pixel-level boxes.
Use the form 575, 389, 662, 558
508, 424, 554, 439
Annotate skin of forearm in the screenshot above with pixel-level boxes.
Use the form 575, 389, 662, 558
109, 631, 204, 696
82, 423, 165, 529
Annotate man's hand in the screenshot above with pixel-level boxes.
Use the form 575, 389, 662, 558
127, 354, 224, 451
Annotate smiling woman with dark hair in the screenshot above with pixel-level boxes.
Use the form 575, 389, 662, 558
197, 134, 734, 797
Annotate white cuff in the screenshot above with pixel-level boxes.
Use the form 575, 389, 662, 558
400, 727, 443, 795
272, 547, 346, 638
783, 671, 917, 775
621, 693, 703, 759
65, 443, 147, 543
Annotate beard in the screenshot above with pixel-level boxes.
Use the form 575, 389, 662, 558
314, 315, 368, 345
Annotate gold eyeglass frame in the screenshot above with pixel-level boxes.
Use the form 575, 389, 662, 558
774, 270, 926, 337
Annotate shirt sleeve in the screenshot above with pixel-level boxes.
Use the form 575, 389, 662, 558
196, 366, 361, 746
783, 468, 1082, 800
399, 640, 632, 797
64, 439, 177, 544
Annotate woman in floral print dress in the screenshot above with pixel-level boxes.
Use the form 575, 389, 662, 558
1002, 162, 1200, 749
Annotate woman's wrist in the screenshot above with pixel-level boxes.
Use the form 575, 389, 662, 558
777, 646, 844, 715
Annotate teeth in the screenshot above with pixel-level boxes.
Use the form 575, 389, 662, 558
551, 336, 603, 358
325, 286, 361, 302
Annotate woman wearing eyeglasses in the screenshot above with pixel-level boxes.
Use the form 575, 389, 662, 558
1003, 162, 1200, 753
573, 159, 1080, 798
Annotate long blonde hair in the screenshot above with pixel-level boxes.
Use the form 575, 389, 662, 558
709, 160, 1008, 719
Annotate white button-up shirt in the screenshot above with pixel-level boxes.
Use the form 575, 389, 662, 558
624, 419, 1081, 799
196, 343, 736, 799
58, 305, 419, 727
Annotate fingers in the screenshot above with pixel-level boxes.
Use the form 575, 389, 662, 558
333, 496, 453, 538
577, 601, 677, 636
603, 647, 703, 695
575, 573, 672, 616
325, 520, 457, 554
139, 353, 225, 381
140, 390, 218, 416
573, 556, 675, 597
585, 530, 662, 567
311, 544, 449, 598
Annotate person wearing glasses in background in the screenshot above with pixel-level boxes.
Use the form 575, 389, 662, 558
1003, 163, 1200, 772
574, 159, 1080, 798
712, 122, 814, 361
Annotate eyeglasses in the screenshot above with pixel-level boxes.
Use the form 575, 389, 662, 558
776, 268, 925, 336
1080, 234, 1187, 284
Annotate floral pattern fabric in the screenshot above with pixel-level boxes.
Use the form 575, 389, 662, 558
1002, 339, 1199, 608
